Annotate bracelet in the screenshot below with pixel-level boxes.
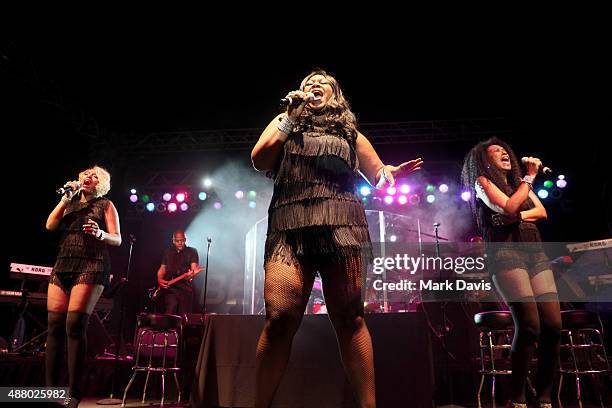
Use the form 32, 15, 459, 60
276, 115, 295, 136
61, 196, 71, 204
522, 175, 535, 190
522, 175, 535, 184
95, 229, 106, 241
375, 166, 389, 189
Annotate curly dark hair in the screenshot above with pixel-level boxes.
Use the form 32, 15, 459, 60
461, 137, 534, 233
289, 69, 358, 143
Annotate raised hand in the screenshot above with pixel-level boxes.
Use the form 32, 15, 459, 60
383, 158, 423, 186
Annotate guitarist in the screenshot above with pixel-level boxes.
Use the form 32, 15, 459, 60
156, 230, 199, 315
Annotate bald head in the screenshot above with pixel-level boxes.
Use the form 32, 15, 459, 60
172, 230, 186, 251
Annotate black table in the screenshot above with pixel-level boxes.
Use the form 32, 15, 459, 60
190, 313, 434, 408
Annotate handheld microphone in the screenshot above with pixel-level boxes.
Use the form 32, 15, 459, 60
56, 182, 81, 195
521, 157, 552, 174
280, 92, 319, 106
207, 237, 212, 243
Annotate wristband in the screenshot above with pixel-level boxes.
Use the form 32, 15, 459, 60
376, 167, 389, 190
95, 229, 106, 241
277, 115, 294, 135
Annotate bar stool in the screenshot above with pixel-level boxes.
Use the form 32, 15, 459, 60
121, 313, 183, 407
474, 311, 515, 407
558, 310, 610, 408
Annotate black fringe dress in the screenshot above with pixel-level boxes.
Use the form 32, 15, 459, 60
264, 116, 373, 266
50, 197, 112, 293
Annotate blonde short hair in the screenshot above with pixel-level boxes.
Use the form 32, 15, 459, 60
79, 165, 111, 197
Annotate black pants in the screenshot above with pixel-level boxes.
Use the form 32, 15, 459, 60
162, 285, 193, 316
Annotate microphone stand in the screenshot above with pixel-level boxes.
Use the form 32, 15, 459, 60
434, 223, 454, 405
97, 234, 135, 405
200, 238, 212, 315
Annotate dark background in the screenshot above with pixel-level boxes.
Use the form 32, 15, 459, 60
2, 29, 610, 344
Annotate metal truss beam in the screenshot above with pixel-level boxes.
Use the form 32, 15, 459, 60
92, 118, 513, 158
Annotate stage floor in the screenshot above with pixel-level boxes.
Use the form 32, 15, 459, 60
2, 311, 609, 407
37, 396, 607, 408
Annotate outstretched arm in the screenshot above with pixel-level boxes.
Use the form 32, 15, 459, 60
356, 131, 423, 187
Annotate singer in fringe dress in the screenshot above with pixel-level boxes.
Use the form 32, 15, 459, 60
251, 69, 423, 408
462, 138, 559, 408
45, 165, 121, 407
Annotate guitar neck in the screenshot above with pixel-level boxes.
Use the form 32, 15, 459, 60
167, 274, 187, 286
165, 267, 203, 288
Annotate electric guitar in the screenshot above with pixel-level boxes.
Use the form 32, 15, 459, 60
149, 266, 205, 302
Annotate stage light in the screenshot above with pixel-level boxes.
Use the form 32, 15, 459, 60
162, 193, 172, 202
398, 195, 408, 205
360, 186, 371, 196
135, 203, 145, 212
409, 194, 421, 205
176, 193, 186, 202
198, 192, 208, 201
426, 185, 435, 193
203, 178, 212, 188
248, 191, 257, 199
426, 194, 436, 204
168, 203, 177, 212
248, 201, 257, 209
399, 184, 410, 194
180, 203, 189, 211
438, 184, 449, 193
558, 175, 565, 180
384, 196, 394, 205
543, 180, 554, 189
129, 194, 138, 203
156, 203, 167, 213
537, 189, 549, 199
146, 203, 155, 212
130, 189, 137, 194
235, 190, 245, 199
389, 235, 397, 242
461, 191, 471, 202
213, 202, 222, 210
556, 179, 567, 189
141, 194, 150, 203
386, 186, 396, 195
550, 189, 563, 199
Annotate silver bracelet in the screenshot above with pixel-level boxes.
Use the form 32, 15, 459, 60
376, 167, 389, 189
522, 175, 535, 184
277, 115, 295, 135
522, 175, 535, 190
95, 229, 106, 241
60, 196, 71, 204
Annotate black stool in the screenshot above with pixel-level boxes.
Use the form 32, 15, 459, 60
475, 311, 514, 407
121, 313, 183, 407
558, 310, 610, 408
474, 311, 537, 407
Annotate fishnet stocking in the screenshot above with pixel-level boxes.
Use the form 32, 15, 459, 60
255, 255, 375, 408
320, 255, 375, 408
255, 259, 315, 408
